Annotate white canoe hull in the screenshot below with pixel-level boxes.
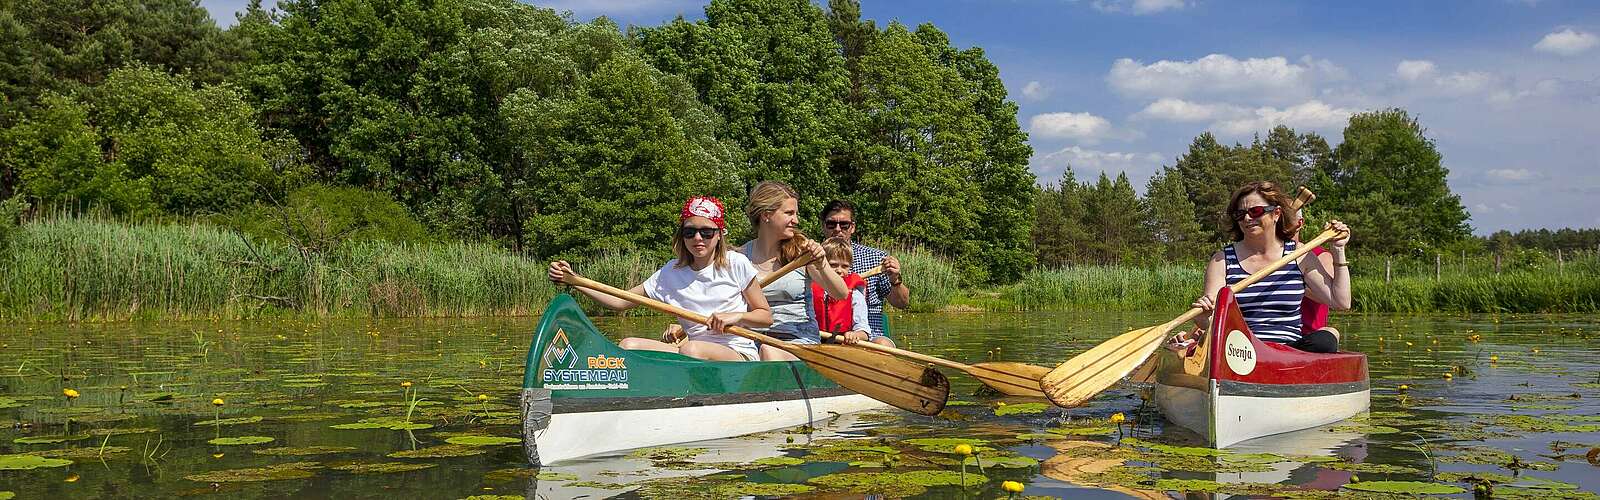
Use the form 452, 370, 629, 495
528, 391, 884, 465
1156, 379, 1369, 448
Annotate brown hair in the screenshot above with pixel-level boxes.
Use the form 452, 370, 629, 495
1225, 181, 1297, 242
671, 221, 730, 269
822, 237, 852, 264
745, 181, 808, 264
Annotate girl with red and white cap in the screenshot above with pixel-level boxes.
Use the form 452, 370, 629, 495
547, 196, 773, 361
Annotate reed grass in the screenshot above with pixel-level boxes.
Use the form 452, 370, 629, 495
2, 217, 1594, 321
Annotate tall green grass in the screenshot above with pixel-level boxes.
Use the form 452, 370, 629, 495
0, 217, 558, 321
1001, 265, 1202, 311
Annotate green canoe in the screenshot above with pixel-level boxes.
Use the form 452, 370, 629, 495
520, 293, 886, 465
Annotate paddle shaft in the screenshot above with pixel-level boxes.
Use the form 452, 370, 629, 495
758, 254, 816, 288
562, 275, 796, 350
819, 331, 969, 371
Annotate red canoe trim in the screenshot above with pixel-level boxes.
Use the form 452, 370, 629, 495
1208, 287, 1368, 386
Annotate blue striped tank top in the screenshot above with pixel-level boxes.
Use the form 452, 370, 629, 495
1224, 241, 1305, 343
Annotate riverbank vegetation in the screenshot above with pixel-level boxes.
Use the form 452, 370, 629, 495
1, 216, 1592, 322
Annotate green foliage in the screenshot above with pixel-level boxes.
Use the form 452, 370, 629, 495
1143, 169, 1208, 261
1, 66, 296, 216
1167, 132, 1297, 243
0, 0, 242, 119
225, 184, 431, 252
1315, 108, 1472, 254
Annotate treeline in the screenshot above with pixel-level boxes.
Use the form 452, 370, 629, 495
1033, 113, 1477, 267
0, 0, 1034, 282
1486, 228, 1600, 254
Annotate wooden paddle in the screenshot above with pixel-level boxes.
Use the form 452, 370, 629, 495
1041, 227, 1346, 407
1126, 185, 1321, 385
820, 332, 1049, 397
558, 273, 949, 416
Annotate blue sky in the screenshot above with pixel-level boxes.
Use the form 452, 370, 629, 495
201, 0, 1600, 234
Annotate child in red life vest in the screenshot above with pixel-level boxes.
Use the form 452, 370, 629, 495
813, 238, 889, 346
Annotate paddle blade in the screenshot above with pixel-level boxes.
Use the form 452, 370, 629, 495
1041, 324, 1172, 408
793, 344, 949, 415
969, 362, 1051, 397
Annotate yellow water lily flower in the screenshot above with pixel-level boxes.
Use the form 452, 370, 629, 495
401, 381, 413, 388
477, 394, 489, 402
1110, 412, 1126, 424
1001, 480, 1025, 493
954, 444, 973, 456
63, 388, 80, 399
212, 398, 225, 406
1398, 384, 1409, 391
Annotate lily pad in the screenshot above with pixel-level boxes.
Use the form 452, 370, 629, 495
208, 436, 276, 445
29, 446, 132, 458
994, 402, 1052, 416
1328, 423, 1403, 434
0, 454, 74, 470
388, 444, 489, 458
183, 461, 322, 482
330, 417, 434, 431
330, 462, 436, 474
1153, 479, 1287, 494
13, 435, 91, 444
1319, 461, 1423, 474
809, 470, 987, 497
443, 435, 520, 446
627, 446, 707, 463
192, 416, 264, 426
1342, 481, 1465, 494
89, 427, 159, 436
253, 446, 358, 456
1048, 426, 1115, 436
753, 456, 805, 466
36, 407, 103, 415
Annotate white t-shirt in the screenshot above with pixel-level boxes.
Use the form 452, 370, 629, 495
641, 251, 761, 351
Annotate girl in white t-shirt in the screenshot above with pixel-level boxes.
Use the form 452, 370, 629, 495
546, 196, 772, 361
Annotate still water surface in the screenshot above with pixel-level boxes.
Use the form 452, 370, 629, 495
1, 310, 1596, 498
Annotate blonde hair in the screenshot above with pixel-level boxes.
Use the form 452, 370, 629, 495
745, 181, 808, 264
671, 221, 730, 269
822, 237, 852, 264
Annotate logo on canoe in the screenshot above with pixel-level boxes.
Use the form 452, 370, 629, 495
539, 329, 628, 390
1224, 329, 1256, 376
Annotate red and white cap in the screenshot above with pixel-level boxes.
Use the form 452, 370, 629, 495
681, 196, 726, 229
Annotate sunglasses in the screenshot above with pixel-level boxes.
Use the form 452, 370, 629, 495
824, 220, 855, 230
1231, 205, 1279, 221
679, 226, 721, 240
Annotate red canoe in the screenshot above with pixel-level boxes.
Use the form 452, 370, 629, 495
1153, 287, 1370, 448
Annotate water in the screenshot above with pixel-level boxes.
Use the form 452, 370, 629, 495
1, 311, 1596, 498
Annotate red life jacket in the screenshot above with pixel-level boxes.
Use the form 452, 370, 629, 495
813, 273, 866, 334
1301, 246, 1330, 332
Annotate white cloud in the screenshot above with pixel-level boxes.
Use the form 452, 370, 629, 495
1032, 146, 1165, 184
1395, 60, 1437, 82
1021, 81, 1051, 101
1392, 59, 1506, 98
1132, 98, 1247, 122
1090, 0, 1188, 15
1107, 54, 1343, 101
1029, 112, 1117, 144
1534, 28, 1599, 56
1489, 77, 1600, 104
1485, 168, 1544, 183
1212, 100, 1357, 136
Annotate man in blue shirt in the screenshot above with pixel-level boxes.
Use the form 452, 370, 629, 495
820, 200, 910, 340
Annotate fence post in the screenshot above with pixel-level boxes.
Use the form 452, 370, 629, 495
1385, 257, 1392, 284
1495, 252, 1502, 274
1557, 248, 1563, 275
1435, 254, 1441, 281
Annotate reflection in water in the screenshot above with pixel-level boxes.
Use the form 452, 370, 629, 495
0, 311, 1595, 498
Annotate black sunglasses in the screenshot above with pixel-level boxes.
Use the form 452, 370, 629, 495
824, 220, 855, 229
1231, 205, 1279, 221
679, 226, 720, 239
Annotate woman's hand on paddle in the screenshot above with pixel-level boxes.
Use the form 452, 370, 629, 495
840, 330, 869, 345
803, 240, 827, 266
547, 260, 576, 284
706, 312, 744, 334
1191, 294, 1214, 313
1324, 220, 1351, 251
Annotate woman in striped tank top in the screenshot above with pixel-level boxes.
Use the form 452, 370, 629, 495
1186, 181, 1352, 353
